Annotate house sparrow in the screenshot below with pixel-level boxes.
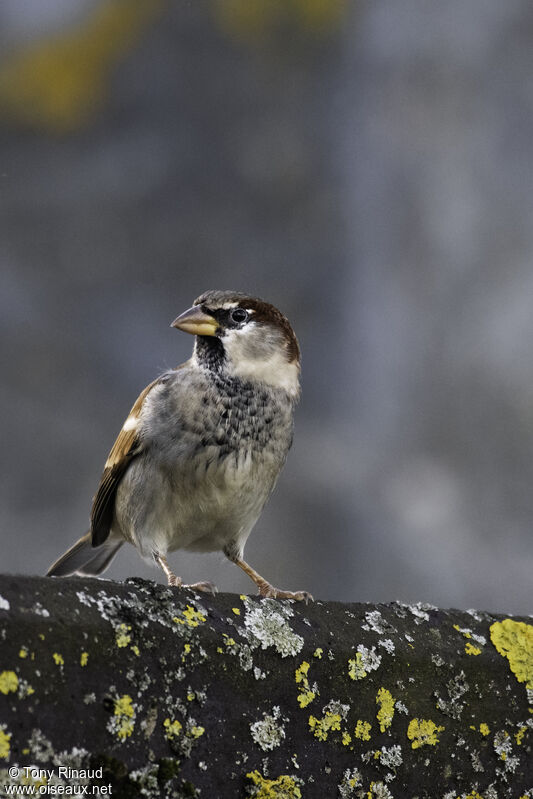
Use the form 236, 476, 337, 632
47, 290, 311, 601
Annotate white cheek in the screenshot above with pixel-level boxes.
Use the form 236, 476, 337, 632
238, 354, 300, 395
224, 328, 300, 395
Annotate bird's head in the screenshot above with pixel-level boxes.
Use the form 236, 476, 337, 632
172, 290, 300, 396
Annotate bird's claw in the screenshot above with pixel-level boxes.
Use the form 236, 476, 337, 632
166, 575, 218, 594
258, 584, 313, 603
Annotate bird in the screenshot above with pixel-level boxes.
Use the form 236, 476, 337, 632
47, 290, 311, 601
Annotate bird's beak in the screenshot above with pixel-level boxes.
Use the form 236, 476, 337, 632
171, 306, 219, 336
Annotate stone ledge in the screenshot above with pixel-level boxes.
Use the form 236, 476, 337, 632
0, 575, 531, 797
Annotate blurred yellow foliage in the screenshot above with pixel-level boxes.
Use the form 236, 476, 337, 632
0, 0, 162, 134
214, 0, 347, 41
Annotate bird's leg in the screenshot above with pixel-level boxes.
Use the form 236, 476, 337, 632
155, 553, 182, 586
154, 554, 217, 594
228, 553, 313, 603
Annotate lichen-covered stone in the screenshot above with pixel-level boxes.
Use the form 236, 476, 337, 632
0, 575, 531, 797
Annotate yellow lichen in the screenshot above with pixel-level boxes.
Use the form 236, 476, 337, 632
164, 718, 183, 740
80, 652, 89, 667
513, 725, 528, 750
115, 623, 132, 647
295, 661, 316, 708
0, 728, 11, 759
376, 688, 394, 732
52, 653, 64, 666
407, 718, 444, 749
465, 643, 482, 656
297, 690, 316, 708
295, 661, 310, 681
308, 712, 341, 741
490, 618, 533, 689
355, 720, 372, 741
313, 648, 323, 659
246, 769, 302, 799
479, 723, 490, 737
348, 652, 366, 680
232, 607, 241, 615
342, 731, 352, 745
174, 605, 207, 628
342, 773, 361, 791
190, 725, 205, 738
18, 647, 28, 659
0, 671, 18, 695
115, 695, 134, 717
114, 694, 135, 740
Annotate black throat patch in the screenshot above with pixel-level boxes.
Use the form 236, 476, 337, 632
195, 335, 225, 372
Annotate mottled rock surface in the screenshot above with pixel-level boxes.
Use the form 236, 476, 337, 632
0, 575, 531, 797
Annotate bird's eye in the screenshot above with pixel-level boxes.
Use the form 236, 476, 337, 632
230, 308, 248, 324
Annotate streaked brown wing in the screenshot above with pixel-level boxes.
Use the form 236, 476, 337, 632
90, 378, 159, 546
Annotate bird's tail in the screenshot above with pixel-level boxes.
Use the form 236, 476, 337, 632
46, 532, 123, 577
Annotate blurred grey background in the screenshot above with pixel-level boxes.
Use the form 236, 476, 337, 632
1, 0, 532, 615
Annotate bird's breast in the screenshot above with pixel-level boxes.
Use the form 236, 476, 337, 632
115, 372, 295, 556
167, 372, 294, 465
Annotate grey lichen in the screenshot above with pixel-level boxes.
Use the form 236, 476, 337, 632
348, 644, 382, 680
338, 768, 362, 797
250, 706, 286, 751
368, 784, 393, 799
1, 575, 532, 796
241, 597, 304, 658
376, 744, 403, 770
129, 765, 160, 798
435, 670, 469, 719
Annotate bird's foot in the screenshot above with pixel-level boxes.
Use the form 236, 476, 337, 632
258, 581, 313, 603
166, 574, 218, 594
230, 556, 313, 603
155, 555, 217, 593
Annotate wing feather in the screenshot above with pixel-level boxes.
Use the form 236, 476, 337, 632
90, 377, 159, 546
